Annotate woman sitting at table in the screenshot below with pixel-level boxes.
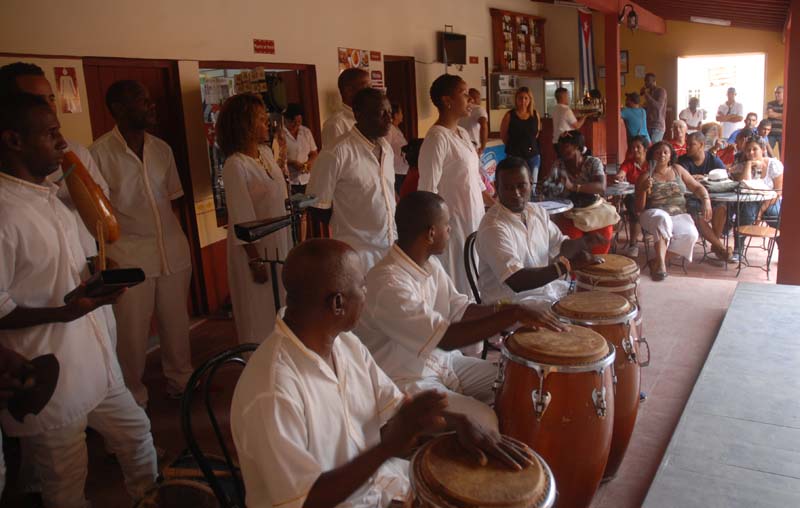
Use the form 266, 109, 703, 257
702, 122, 738, 166
634, 141, 714, 280
542, 130, 616, 254
614, 135, 650, 257
730, 136, 783, 258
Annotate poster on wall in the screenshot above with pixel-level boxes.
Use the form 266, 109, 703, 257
338, 47, 370, 72
53, 67, 81, 113
370, 70, 385, 91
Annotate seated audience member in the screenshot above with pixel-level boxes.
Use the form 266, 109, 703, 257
356, 192, 563, 431
679, 97, 706, 133
230, 239, 534, 508
634, 141, 712, 281
398, 138, 423, 199
670, 119, 688, 156
0, 93, 157, 507
756, 119, 775, 158
308, 87, 396, 272
701, 122, 739, 166
730, 136, 783, 260
621, 92, 650, 144
542, 130, 616, 254
615, 135, 651, 257
677, 132, 726, 178
476, 157, 604, 305
727, 112, 758, 144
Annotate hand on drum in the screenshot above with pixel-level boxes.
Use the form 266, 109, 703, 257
451, 415, 535, 471
514, 305, 568, 332
571, 250, 604, 271
381, 390, 448, 457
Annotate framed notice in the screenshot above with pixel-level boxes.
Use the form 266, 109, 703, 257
620, 50, 629, 74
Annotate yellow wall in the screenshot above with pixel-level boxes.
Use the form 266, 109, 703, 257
0, 0, 582, 246
593, 17, 785, 119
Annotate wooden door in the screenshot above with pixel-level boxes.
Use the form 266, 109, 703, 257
384, 56, 418, 140
83, 57, 207, 315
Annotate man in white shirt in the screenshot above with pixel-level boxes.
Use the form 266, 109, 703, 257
716, 87, 744, 139
0, 63, 119, 350
90, 80, 193, 407
551, 87, 586, 152
231, 238, 532, 508
477, 157, 603, 306
281, 102, 318, 195
321, 68, 370, 148
307, 87, 396, 272
0, 93, 157, 508
356, 191, 565, 432
679, 97, 707, 133
459, 88, 488, 154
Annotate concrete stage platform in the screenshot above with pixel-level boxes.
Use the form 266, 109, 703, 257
644, 282, 800, 507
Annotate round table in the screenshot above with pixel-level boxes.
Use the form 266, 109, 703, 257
708, 190, 778, 203
605, 183, 635, 197
537, 199, 574, 215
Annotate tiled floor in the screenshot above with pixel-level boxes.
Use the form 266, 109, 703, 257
0, 240, 780, 507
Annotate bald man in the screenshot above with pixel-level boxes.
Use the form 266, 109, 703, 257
321, 68, 370, 148
356, 192, 565, 432
230, 239, 532, 508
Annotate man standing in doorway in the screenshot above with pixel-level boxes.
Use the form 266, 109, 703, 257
716, 87, 744, 140
641, 73, 667, 142
766, 85, 783, 157
459, 88, 488, 155
679, 97, 706, 133
90, 80, 194, 408
320, 68, 370, 148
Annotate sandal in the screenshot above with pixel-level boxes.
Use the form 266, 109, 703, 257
711, 244, 733, 262
649, 259, 668, 282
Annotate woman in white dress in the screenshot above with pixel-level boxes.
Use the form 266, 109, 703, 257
217, 93, 291, 343
418, 74, 485, 296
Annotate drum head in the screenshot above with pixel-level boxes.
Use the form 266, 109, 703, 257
508, 326, 609, 365
576, 254, 639, 277
553, 292, 632, 321
419, 434, 547, 507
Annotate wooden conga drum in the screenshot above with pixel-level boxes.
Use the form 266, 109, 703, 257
410, 433, 556, 508
495, 327, 615, 508
574, 254, 649, 359
552, 292, 640, 480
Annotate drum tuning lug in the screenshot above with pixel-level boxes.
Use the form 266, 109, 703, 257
621, 337, 637, 363
637, 337, 651, 367
592, 387, 608, 418
531, 390, 551, 420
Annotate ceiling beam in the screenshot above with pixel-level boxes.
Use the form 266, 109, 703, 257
535, 0, 667, 34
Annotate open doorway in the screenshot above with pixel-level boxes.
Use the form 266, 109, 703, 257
384, 56, 418, 140
677, 53, 766, 129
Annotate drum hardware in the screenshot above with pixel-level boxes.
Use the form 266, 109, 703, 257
531, 388, 552, 421
492, 356, 506, 394
636, 337, 651, 367
621, 337, 637, 363
592, 373, 609, 418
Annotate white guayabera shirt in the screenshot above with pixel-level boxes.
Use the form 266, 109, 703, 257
321, 105, 356, 149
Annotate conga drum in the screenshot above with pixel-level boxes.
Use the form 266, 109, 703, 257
495, 327, 615, 508
574, 254, 649, 358
410, 433, 556, 508
552, 292, 640, 480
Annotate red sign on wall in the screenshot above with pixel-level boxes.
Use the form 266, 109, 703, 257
469, 56, 479, 64
253, 39, 275, 54
370, 51, 382, 62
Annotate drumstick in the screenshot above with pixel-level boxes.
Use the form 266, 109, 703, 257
96, 220, 106, 272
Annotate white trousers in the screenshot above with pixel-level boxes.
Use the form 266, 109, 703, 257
403, 354, 499, 432
639, 209, 699, 262
19, 383, 157, 508
113, 268, 194, 405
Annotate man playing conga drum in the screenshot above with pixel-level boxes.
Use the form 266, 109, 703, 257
476, 156, 604, 307
356, 191, 564, 432
230, 239, 532, 508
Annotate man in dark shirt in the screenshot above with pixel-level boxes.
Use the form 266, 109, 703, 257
677, 132, 726, 177
766, 85, 783, 156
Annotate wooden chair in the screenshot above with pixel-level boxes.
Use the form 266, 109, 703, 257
464, 232, 501, 360
736, 203, 781, 279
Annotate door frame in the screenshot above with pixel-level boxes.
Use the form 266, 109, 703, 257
384, 55, 418, 139
82, 56, 207, 315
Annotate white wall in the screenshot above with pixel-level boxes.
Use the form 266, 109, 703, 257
0, 0, 581, 245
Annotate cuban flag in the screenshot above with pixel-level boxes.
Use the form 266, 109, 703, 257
578, 11, 597, 93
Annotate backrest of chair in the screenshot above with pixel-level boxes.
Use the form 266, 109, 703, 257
464, 231, 482, 304
181, 343, 259, 508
